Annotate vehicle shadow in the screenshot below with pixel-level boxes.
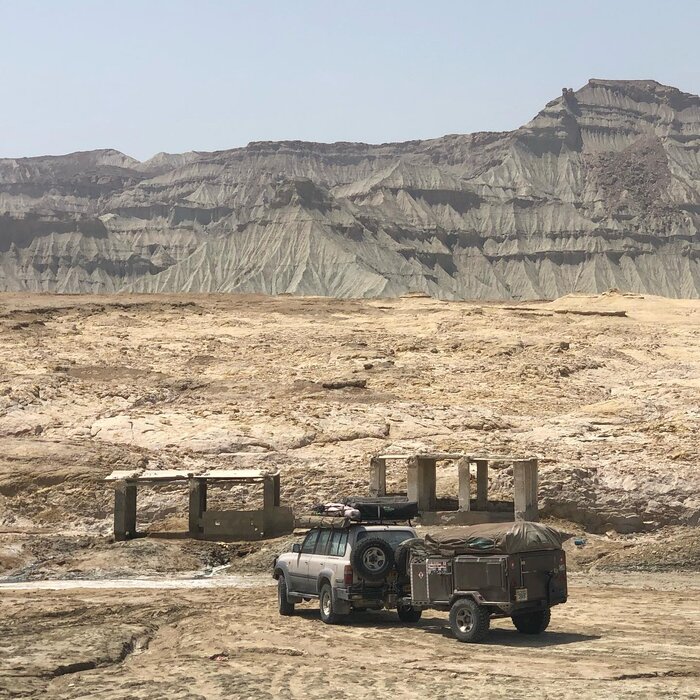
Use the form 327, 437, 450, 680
420, 624, 601, 647
292, 608, 600, 647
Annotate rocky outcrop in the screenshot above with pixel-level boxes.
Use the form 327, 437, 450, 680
1, 79, 699, 298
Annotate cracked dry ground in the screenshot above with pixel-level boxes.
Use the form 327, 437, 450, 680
1, 575, 699, 699
1, 291, 699, 538
0, 292, 699, 697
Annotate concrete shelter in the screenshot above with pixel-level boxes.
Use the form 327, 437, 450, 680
105, 469, 293, 541
369, 453, 539, 525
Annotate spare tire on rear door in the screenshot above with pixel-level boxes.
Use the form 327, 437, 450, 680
351, 537, 395, 581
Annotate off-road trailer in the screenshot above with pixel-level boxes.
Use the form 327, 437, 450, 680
396, 522, 568, 642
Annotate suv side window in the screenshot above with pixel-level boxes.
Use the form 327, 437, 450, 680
328, 530, 348, 557
315, 529, 332, 555
301, 530, 319, 554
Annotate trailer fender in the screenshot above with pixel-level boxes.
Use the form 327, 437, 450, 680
450, 591, 510, 607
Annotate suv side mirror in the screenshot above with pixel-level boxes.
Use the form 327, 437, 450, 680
292, 543, 301, 554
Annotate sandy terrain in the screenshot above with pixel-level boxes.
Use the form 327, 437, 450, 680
1, 572, 699, 699
0, 291, 699, 697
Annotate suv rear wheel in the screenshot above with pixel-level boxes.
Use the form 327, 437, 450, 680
350, 537, 395, 581
397, 603, 422, 623
394, 542, 412, 578
319, 582, 343, 625
449, 598, 490, 643
512, 608, 551, 634
277, 575, 295, 616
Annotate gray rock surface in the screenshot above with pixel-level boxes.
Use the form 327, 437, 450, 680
1, 79, 699, 298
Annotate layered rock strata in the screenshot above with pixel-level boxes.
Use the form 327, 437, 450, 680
1, 79, 699, 298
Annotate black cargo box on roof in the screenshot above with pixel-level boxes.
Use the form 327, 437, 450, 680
344, 498, 418, 521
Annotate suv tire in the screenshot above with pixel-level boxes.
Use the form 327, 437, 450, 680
397, 604, 422, 623
394, 542, 411, 577
449, 598, 490, 643
277, 575, 295, 616
351, 537, 395, 581
512, 608, 551, 634
319, 582, 342, 624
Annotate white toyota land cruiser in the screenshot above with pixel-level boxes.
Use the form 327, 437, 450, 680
273, 521, 421, 624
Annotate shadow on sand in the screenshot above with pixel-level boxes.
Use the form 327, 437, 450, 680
292, 608, 600, 647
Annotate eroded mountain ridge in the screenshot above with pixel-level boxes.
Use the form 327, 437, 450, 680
1, 79, 699, 298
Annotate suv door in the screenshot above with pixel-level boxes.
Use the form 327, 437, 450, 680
328, 529, 349, 585
289, 529, 319, 593
305, 528, 333, 593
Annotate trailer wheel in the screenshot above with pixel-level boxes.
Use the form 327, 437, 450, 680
397, 604, 422, 623
277, 575, 295, 616
512, 608, 551, 634
351, 537, 395, 581
449, 598, 490, 643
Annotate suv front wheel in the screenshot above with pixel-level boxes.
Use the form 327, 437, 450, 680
319, 582, 343, 625
277, 575, 295, 616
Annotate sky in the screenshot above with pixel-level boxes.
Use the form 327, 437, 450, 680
0, 0, 698, 161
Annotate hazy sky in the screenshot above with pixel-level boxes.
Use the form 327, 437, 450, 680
1, 0, 698, 161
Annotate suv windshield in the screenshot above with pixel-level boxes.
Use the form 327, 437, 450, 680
356, 530, 413, 548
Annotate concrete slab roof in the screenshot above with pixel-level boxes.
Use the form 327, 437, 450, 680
104, 470, 143, 481
105, 468, 279, 483
375, 453, 537, 462
199, 469, 276, 481
140, 470, 192, 480
376, 452, 466, 460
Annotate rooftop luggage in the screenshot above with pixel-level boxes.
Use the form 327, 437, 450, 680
411, 521, 566, 557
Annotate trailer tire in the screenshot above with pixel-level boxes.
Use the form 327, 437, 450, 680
512, 608, 551, 634
397, 604, 422, 623
277, 575, 295, 616
449, 598, 490, 643
351, 538, 395, 581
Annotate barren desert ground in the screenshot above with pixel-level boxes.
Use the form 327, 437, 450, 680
2, 572, 699, 699
1, 291, 699, 698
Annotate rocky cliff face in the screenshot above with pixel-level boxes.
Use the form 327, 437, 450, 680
1, 79, 699, 298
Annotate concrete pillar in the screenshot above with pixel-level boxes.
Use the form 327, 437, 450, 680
369, 457, 387, 497
406, 456, 418, 503
423, 458, 436, 512
514, 458, 539, 522
457, 458, 471, 511
272, 473, 281, 507
188, 478, 207, 537
263, 474, 280, 510
114, 480, 137, 541
475, 459, 489, 511
408, 457, 436, 512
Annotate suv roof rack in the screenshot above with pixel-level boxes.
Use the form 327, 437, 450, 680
294, 515, 415, 530
296, 499, 419, 530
